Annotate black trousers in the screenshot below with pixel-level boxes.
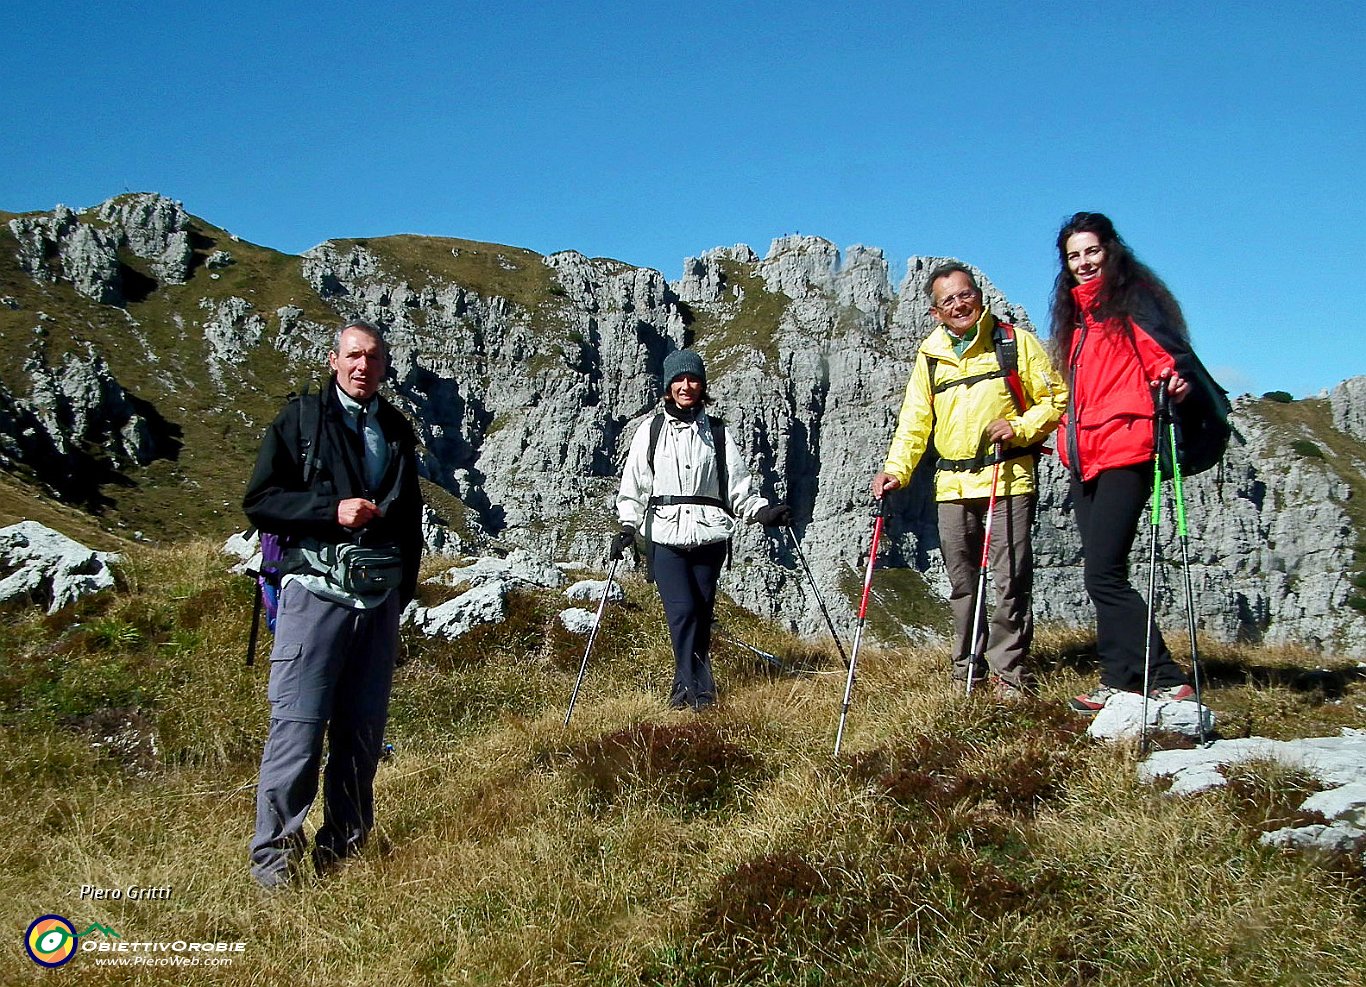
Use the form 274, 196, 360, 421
650, 540, 727, 710
1071, 465, 1188, 692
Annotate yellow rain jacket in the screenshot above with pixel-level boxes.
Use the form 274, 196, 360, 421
882, 310, 1067, 501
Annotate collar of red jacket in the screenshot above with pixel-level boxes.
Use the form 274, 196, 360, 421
1071, 275, 1104, 310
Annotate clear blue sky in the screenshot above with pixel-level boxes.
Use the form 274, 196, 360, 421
2, 1, 1361, 397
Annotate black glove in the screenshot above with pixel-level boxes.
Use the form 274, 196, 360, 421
610, 525, 636, 561
754, 503, 793, 528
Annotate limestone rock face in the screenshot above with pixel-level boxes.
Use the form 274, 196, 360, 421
296, 239, 688, 559
1330, 375, 1366, 442
5, 194, 1366, 657
95, 193, 195, 283
0, 521, 120, 613
1032, 395, 1366, 655
7, 194, 194, 304
198, 296, 266, 382
0, 348, 170, 499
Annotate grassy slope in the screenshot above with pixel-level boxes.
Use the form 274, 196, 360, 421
0, 214, 335, 540
687, 258, 790, 375
1, 542, 1363, 986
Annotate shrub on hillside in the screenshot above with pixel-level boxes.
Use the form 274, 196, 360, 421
845, 700, 1089, 818
569, 721, 763, 812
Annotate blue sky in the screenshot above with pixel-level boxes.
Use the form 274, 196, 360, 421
2, 1, 1361, 397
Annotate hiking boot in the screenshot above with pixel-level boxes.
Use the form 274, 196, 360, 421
992, 678, 1027, 703
1069, 685, 1123, 714
1148, 683, 1196, 702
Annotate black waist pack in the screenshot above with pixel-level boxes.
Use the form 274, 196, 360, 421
333, 543, 404, 595
300, 540, 404, 596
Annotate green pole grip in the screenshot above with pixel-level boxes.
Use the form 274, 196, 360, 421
1169, 422, 1188, 537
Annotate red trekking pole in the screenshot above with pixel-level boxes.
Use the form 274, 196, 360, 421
834, 499, 886, 755
964, 442, 1004, 696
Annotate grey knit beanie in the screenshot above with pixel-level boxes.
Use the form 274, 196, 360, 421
661, 349, 706, 392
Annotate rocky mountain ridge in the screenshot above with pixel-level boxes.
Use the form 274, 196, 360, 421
3, 193, 1365, 655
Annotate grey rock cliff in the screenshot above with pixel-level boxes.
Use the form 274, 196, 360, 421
6, 195, 1366, 657
7, 194, 194, 304
1330, 375, 1366, 442
0, 347, 169, 500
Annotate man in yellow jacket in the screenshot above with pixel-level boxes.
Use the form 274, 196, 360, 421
872, 262, 1066, 698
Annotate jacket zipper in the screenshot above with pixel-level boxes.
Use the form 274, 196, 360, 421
1065, 322, 1088, 482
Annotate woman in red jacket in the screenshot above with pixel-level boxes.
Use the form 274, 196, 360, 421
1049, 212, 1196, 713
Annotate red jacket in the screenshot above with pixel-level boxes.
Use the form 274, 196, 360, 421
1058, 278, 1192, 482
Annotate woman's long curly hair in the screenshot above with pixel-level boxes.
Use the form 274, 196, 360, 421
1048, 211, 1188, 366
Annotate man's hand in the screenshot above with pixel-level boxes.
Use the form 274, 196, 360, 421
985, 419, 1015, 444
337, 497, 381, 529
871, 472, 901, 500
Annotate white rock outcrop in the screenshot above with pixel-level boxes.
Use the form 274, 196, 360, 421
558, 607, 598, 634
1085, 691, 1216, 742
1139, 728, 1366, 856
565, 578, 622, 604
0, 521, 120, 613
409, 580, 507, 638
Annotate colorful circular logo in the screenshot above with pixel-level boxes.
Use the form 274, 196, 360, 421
25, 914, 78, 968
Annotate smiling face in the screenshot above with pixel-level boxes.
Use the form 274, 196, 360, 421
329, 326, 387, 401
1065, 231, 1106, 284
929, 270, 985, 335
668, 373, 704, 409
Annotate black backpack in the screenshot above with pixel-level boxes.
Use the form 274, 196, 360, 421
1165, 355, 1234, 478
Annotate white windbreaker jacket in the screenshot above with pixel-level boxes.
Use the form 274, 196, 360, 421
617, 410, 768, 548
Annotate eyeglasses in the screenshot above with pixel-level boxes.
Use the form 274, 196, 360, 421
933, 288, 979, 311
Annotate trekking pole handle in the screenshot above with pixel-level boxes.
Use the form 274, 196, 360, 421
857, 501, 886, 621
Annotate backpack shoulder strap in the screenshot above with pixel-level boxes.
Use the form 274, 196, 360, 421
707, 416, 729, 504
646, 412, 665, 474
294, 388, 324, 485
992, 321, 1030, 414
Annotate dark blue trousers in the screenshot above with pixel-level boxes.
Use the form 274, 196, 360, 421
650, 540, 727, 710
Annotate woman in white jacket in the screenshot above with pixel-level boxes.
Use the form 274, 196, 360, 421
614, 350, 792, 710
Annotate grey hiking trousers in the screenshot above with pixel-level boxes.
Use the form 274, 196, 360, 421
250, 581, 400, 886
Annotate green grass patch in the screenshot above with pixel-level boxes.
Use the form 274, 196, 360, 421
687, 257, 790, 376
839, 563, 952, 641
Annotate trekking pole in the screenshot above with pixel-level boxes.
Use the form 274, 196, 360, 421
563, 556, 622, 727
1167, 403, 1208, 747
964, 442, 1004, 697
715, 625, 786, 671
245, 568, 264, 667
785, 528, 851, 667
1141, 391, 1168, 754
834, 499, 886, 755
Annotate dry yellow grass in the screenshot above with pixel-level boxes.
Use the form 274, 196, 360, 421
1, 540, 1363, 985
